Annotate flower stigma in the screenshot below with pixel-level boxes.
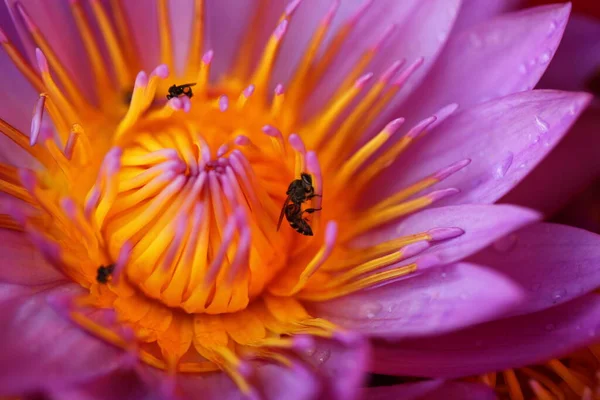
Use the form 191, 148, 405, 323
0, 0, 469, 393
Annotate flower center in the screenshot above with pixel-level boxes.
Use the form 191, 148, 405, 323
91, 64, 318, 313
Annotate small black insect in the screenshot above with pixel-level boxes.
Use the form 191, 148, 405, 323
166, 83, 197, 100
96, 264, 115, 284
277, 173, 322, 236
282, 203, 322, 236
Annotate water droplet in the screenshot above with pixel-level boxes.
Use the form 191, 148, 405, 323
493, 234, 518, 253
551, 288, 567, 304
548, 21, 558, 35
386, 304, 394, 313
568, 103, 578, 116
545, 323, 556, 332
589, 329, 597, 338
305, 346, 317, 357
518, 63, 527, 74
360, 302, 382, 319
538, 50, 552, 64
437, 32, 447, 42
469, 33, 482, 48
535, 115, 549, 132
519, 162, 528, 169
531, 283, 541, 292
441, 272, 447, 279
528, 59, 536, 67
533, 135, 541, 144
314, 349, 331, 365
575, 324, 582, 331
493, 152, 513, 179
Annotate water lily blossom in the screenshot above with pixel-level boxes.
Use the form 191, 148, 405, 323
0, 1, 598, 399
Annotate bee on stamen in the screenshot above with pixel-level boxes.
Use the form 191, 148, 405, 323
166, 83, 197, 100
96, 264, 115, 284
277, 173, 322, 236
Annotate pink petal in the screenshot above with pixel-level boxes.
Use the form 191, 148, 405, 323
364, 204, 541, 266
361, 381, 497, 400
310, 262, 524, 339
452, 0, 525, 33
397, 4, 571, 126
373, 90, 592, 206
370, 293, 600, 378
501, 106, 600, 216
539, 14, 600, 92
176, 359, 322, 400
469, 222, 600, 316
0, 283, 127, 395
119, 0, 159, 72
305, 337, 371, 400
0, 229, 66, 286
276, 0, 461, 118
47, 371, 155, 400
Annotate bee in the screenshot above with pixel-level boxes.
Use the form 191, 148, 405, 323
282, 203, 322, 236
277, 173, 322, 236
166, 83, 197, 100
96, 264, 115, 284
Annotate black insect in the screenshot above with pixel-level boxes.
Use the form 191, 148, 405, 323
166, 83, 197, 100
96, 264, 115, 284
282, 203, 322, 236
277, 173, 322, 236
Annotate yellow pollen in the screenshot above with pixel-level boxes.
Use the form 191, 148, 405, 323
0, 0, 468, 393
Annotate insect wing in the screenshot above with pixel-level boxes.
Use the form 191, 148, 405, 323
277, 196, 291, 231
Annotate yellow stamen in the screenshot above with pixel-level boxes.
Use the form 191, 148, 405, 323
89, 0, 131, 88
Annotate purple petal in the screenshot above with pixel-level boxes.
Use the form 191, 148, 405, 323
501, 106, 600, 216
47, 371, 157, 400
370, 293, 600, 378
0, 283, 127, 395
278, 0, 461, 118
396, 4, 571, 125
310, 262, 524, 339
452, 0, 525, 33
0, 229, 66, 286
539, 14, 600, 92
177, 359, 322, 400
469, 222, 600, 316
364, 204, 540, 265
361, 381, 497, 400
373, 90, 592, 206
304, 337, 371, 400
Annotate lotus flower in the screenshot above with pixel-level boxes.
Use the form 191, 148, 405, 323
0, 1, 599, 399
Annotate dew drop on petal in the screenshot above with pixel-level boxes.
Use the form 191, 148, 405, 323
360, 302, 383, 319
314, 348, 331, 365
518, 63, 527, 74
441, 272, 447, 279
551, 288, 567, 304
534, 115, 549, 132
548, 21, 558, 35
589, 329, 597, 338
538, 49, 552, 65
493, 152, 513, 179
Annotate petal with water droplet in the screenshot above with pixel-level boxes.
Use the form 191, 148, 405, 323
370, 293, 600, 378
469, 222, 600, 316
